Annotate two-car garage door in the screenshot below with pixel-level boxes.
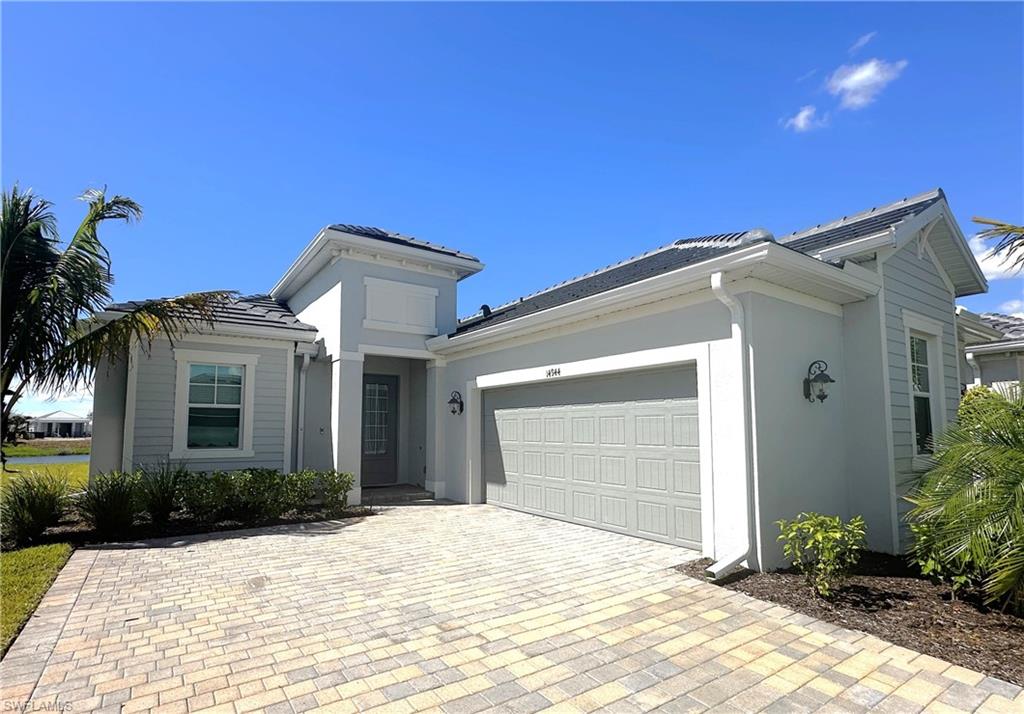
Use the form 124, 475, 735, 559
482, 366, 702, 550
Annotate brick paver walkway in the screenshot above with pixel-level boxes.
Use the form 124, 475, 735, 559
2, 504, 1021, 713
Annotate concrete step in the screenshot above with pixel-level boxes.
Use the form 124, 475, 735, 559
362, 485, 436, 506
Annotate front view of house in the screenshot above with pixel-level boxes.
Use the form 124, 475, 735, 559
91, 189, 989, 571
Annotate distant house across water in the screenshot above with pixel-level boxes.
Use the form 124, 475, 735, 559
27, 411, 92, 438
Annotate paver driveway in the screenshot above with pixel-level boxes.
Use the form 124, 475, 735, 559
3, 504, 1021, 713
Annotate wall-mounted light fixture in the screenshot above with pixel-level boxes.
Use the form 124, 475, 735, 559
803, 360, 835, 403
447, 390, 464, 415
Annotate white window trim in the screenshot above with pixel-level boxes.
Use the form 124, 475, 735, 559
171, 348, 259, 460
902, 309, 946, 469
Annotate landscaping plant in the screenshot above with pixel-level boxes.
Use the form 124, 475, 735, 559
906, 383, 1024, 613
285, 470, 316, 513
178, 471, 231, 522
776, 512, 866, 597
138, 464, 184, 527
77, 471, 140, 538
317, 470, 354, 516
0, 472, 70, 545
224, 469, 291, 523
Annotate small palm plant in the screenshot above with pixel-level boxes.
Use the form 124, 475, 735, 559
906, 385, 1024, 613
1, 185, 235, 462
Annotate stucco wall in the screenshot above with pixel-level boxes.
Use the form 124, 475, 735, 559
744, 293, 848, 568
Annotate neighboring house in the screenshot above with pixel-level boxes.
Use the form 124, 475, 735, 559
27, 410, 92, 438
92, 188, 988, 571
957, 307, 1024, 395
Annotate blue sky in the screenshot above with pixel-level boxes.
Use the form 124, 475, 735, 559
4, 2, 1022, 416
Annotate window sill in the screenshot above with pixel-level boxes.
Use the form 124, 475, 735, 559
169, 448, 256, 461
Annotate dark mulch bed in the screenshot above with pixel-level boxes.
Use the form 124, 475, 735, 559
679, 553, 1024, 686
7, 506, 375, 552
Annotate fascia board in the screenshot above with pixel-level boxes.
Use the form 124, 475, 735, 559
889, 201, 988, 296
968, 339, 1024, 355
430, 242, 877, 355
325, 228, 484, 276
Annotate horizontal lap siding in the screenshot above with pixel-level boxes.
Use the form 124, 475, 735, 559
882, 242, 958, 549
130, 338, 290, 472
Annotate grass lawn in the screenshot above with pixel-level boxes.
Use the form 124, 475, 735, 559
1, 462, 89, 491
3, 438, 91, 457
0, 543, 73, 656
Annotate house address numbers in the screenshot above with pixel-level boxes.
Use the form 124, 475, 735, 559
545, 367, 561, 378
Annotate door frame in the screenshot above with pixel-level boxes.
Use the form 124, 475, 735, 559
464, 343, 715, 557
361, 373, 400, 487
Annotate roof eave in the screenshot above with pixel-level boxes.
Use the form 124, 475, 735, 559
270, 227, 484, 300
430, 242, 879, 355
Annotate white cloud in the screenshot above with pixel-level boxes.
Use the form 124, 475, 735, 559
969, 234, 1022, 281
998, 299, 1024, 318
826, 58, 908, 109
783, 105, 828, 133
849, 32, 877, 54
796, 68, 818, 83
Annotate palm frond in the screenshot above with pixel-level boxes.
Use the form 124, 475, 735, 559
972, 217, 1024, 274
34, 290, 237, 395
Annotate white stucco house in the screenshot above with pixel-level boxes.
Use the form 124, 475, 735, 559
27, 410, 92, 438
91, 188, 990, 571
957, 308, 1024, 396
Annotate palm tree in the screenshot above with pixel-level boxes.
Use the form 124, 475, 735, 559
972, 217, 1024, 275
1, 185, 235, 460
906, 387, 1024, 612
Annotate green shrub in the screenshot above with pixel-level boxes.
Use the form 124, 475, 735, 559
0, 473, 70, 545
777, 512, 866, 598
957, 385, 1010, 426
178, 471, 231, 522
906, 386, 1024, 613
77, 471, 140, 538
284, 470, 316, 512
225, 469, 290, 522
317, 470, 354, 516
138, 464, 184, 527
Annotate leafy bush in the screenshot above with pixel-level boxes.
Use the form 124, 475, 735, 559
0, 473, 70, 545
224, 469, 292, 522
316, 470, 354, 516
957, 385, 1009, 426
138, 464, 184, 527
906, 385, 1024, 613
178, 471, 231, 522
284, 470, 316, 512
77, 471, 140, 538
777, 512, 866, 598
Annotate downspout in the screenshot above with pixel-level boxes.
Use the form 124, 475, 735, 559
706, 272, 760, 579
296, 352, 311, 470
964, 351, 981, 388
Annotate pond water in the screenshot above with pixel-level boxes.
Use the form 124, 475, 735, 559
5, 453, 90, 465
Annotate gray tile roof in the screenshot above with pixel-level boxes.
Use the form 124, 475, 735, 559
455, 232, 763, 335
329, 224, 480, 262
779, 189, 943, 254
453, 189, 950, 337
979, 312, 1024, 340
106, 294, 317, 334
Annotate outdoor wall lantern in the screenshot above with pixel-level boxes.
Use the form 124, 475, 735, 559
803, 360, 835, 403
448, 390, 464, 415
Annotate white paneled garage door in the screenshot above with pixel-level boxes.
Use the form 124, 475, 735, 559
482, 366, 701, 550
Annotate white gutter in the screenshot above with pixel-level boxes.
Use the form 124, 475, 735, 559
296, 352, 312, 470
964, 351, 981, 387
706, 272, 760, 579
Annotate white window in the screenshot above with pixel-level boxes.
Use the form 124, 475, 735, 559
902, 310, 947, 465
172, 349, 258, 460
909, 335, 934, 454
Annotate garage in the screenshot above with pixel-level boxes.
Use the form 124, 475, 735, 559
482, 365, 702, 550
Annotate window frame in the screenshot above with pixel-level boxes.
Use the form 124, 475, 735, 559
901, 310, 947, 468
171, 349, 259, 460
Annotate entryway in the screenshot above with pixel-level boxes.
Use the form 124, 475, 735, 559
361, 373, 399, 486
